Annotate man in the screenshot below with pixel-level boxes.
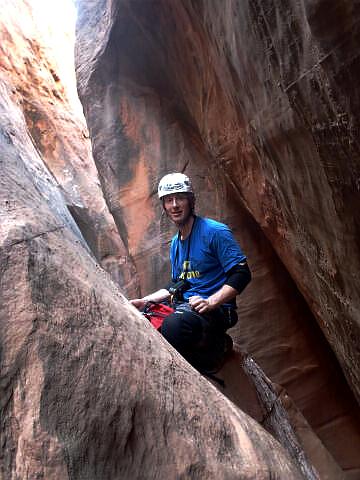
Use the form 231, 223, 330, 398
131, 172, 251, 373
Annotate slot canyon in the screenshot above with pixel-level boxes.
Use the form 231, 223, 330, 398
1, 0, 359, 478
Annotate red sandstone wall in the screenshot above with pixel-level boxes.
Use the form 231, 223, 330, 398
0, 0, 359, 477
76, 0, 360, 477
0, 0, 138, 296
0, 2, 309, 478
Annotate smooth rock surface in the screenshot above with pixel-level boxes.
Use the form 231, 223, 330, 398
76, 0, 360, 477
1, 0, 359, 478
0, 78, 304, 479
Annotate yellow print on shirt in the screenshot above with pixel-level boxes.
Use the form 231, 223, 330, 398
179, 261, 201, 279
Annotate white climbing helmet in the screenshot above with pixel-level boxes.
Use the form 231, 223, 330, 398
158, 173, 193, 199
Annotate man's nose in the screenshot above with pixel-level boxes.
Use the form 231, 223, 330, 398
171, 197, 179, 207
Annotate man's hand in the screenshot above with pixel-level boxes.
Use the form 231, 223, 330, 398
188, 295, 215, 314
189, 285, 238, 314
130, 298, 147, 311
130, 289, 171, 311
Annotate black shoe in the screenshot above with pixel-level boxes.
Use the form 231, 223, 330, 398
224, 333, 233, 355
192, 333, 233, 375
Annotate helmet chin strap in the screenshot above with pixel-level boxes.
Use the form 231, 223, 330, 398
177, 213, 194, 228
178, 214, 196, 240
163, 208, 194, 226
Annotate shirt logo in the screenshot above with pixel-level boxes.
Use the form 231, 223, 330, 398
180, 260, 200, 279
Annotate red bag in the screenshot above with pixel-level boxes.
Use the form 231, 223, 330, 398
143, 302, 175, 330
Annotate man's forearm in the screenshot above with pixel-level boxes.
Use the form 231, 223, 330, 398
207, 284, 238, 309
143, 289, 171, 303
130, 289, 170, 310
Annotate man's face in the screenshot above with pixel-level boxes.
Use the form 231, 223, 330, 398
163, 193, 192, 226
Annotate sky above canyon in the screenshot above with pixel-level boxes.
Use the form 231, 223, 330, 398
30, 0, 82, 116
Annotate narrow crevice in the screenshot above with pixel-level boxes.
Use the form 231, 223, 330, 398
243, 355, 320, 480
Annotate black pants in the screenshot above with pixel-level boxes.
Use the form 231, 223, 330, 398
161, 303, 237, 370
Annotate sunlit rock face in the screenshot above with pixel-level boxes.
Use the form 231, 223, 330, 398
0, 0, 138, 296
76, 0, 360, 477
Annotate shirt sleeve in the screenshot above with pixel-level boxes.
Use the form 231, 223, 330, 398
210, 226, 247, 273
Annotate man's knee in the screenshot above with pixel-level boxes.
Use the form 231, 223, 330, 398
161, 311, 203, 352
161, 313, 185, 349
